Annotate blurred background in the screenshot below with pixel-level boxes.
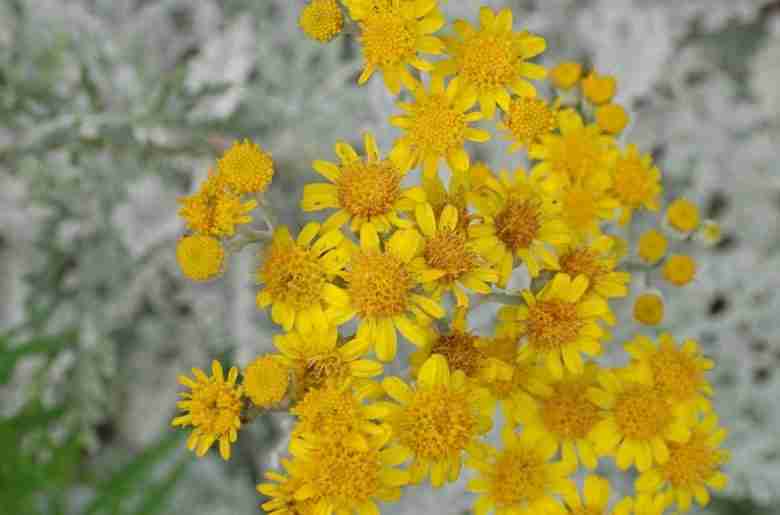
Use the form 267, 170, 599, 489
1, 0, 779, 514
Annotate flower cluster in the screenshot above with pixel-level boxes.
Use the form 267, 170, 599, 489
171, 2, 728, 514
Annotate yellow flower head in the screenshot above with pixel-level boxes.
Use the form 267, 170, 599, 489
561, 475, 636, 515
498, 96, 559, 152
329, 225, 444, 362
256, 223, 351, 332
176, 234, 225, 282
467, 426, 576, 515
422, 161, 491, 227
550, 61, 583, 90
243, 354, 290, 409
662, 254, 696, 286
637, 229, 668, 265
299, 0, 344, 43
596, 103, 630, 135
512, 363, 606, 470
390, 75, 490, 178
258, 462, 320, 515
436, 6, 547, 119
302, 132, 424, 233
217, 139, 274, 195
636, 415, 729, 513
172, 360, 243, 460
273, 325, 383, 394
501, 273, 611, 378
558, 236, 631, 301
178, 172, 257, 237
611, 144, 662, 225
582, 71, 617, 105
380, 355, 493, 487
353, 0, 445, 94
697, 220, 722, 246
666, 198, 700, 234
557, 170, 620, 242
633, 292, 665, 326
468, 167, 570, 284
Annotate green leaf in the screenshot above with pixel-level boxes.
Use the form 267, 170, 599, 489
129, 456, 189, 515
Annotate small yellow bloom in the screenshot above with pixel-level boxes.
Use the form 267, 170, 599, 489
550, 61, 582, 90
243, 354, 290, 408
257, 463, 319, 515
498, 96, 558, 152
298, 0, 344, 43
611, 144, 662, 225
666, 198, 700, 233
633, 292, 665, 326
176, 234, 225, 282
637, 229, 668, 265
217, 139, 274, 195
697, 220, 722, 246
178, 172, 257, 237
582, 71, 617, 105
596, 103, 630, 134
558, 236, 631, 301
558, 172, 620, 242
662, 254, 696, 286
172, 360, 243, 460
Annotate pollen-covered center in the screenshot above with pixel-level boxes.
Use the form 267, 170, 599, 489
260, 243, 326, 310
662, 437, 720, 488
613, 155, 653, 207
348, 251, 415, 318
550, 129, 603, 182
560, 248, 607, 284
430, 331, 485, 377
541, 383, 602, 439
303, 352, 351, 391
408, 94, 468, 155
459, 34, 516, 91
189, 381, 242, 436
650, 348, 701, 400
337, 159, 402, 218
424, 229, 478, 279
571, 508, 603, 515
614, 385, 671, 440
308, 442, 381, 504
494, 199, 542, 251
396, 386, 476, 459
488, 447, 549, 507
292, 383, 364, 439
527, 300, 584, 351
563, 187, 598, 230
360, 10, 417, 68
504, 97, 556, 146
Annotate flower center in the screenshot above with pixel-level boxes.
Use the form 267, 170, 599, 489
430, 331, 485, 377
504, 97, 556, 146
307, 442, 381, 504
337, 159, 401, 218
563, 187, 599, 230
650, 348, 701, 401
662, 438, 720, 488
489, 447, 549, 507
396, 386, 476, 459
360, 10, 417, 68
303, 353, 351, 391
494, 199, 542, 252
407, 93, 468, 155
292, 384, 365, 440
526, 300, 584, 351
348, 251, 415, 318
540, 383, 602, 439
459, 34, 516, 91
424, 229, 478, 280
260, 243, 326, 310
613, 154, 653, 206
559, 248, 606, 284
190, 381, 242, 436
614, 385, 671, 440
244, 356, 289, 408
549, 128, 603, 182
299, 0, 344, 43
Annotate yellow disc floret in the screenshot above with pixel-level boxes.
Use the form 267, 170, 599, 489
243, 355, 290, 408
611, 144, 662, 224
666, 198, 700, 233
348, 250, 414, 318
299, 0, 344, 43
501, 97, 557, 151
217, 139, 274, 195
613, 384, 671, 442
337, 159, 401, 218
634, 292, 665, 326
638, 229, 668, 264
494, 199, 542, 252
663, 255, 696, 286
582, 71, 617, 105
596, 103, 629, 134
176, 234, 225, 282
178, 173, 257, 237
258, 233, 327, 311
550, 61, 582, 90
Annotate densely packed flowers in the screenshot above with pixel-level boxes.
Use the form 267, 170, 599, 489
170, 2, 728, 514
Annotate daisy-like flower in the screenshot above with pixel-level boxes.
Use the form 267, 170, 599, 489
625, 333, 714, 416
379, 355, 493, 487
500, 273, 611, 378
468, 167, 569, 284
467, 426, 576, 515
349, 0, 445, 95
256, 223, 351, 332
610, 144, 662, 225
257, 461, 320, 515
328, 225, 445, 362
560, 475, 635, 515
557, 235, 631, 302
410, 202, 498, 306
390, 74, 490, 178
436, 6, 547, 119
298, 0, 344, 43
588, 369, 692, 472
178, 171, 257, 238
176, 234, 225, 282
216, 139, 274, 195
512, 363, 607, 470
557, 173, 620, 242
636, 415, 729, 513
243, 354, 290, 409
301, 132, 424, 233
498, 96, 559, 152
172, 360, 243, 460
273, 325, 383, 394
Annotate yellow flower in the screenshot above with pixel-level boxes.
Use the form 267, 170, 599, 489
256, 223, 351, 332
596, 103, 630, 135
558, 236, 631, 301
176, 234, 225, 282
258, 461, 320, 515
301, 132, 424, 233
550, 61, 582, 90
662, 254, 696, 286
467, 426, 576, 515
243, 354, 290, 408
498, 96, 559, 152
285, 426, 410, 515
666, 198, 700, 234
178, 172, 257, 237
512, 363, 606, 470
582, 71, 617, 105
217, 139, 274, 195
636, 415, 729, 513
273, 325, 383, 394
637, 229, 667, 265
328, 225, 444, 362
557, 172, 620, 242
172, 360, 243, 460
561, 475, 636, 515
611, 144, 662, 225
625, 333, 714, 416
633, 292, 665, 326
390, 74, 490, 178
435, 6, 547, 119
697, 220, 722, 246
410, 202, 498, 307
379, 355, 493, 487
468, 167, 569, 284
352, 0, 445, 94
299, 0, 344, 43
502, 273, 611, 378
588, 369, 692, 472
422, 161, 491, 227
